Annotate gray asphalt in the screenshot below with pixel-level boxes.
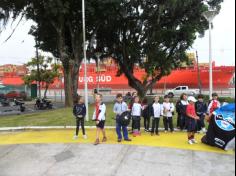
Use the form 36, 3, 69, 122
0, 144, 235, 176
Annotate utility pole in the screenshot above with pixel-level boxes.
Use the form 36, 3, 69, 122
82, 0, 89, 121
203, 10, 217, 100
196, 50, 202, 94
35, 39, 41, 99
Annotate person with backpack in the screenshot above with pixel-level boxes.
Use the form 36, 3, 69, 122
114, 94, 132, 143
73, 96, 87, 140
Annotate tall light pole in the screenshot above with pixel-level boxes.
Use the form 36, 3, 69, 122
203, 10, 217, 100
196, 50, 202, 94
82, 0, 89, 121
35, 39, 41, 99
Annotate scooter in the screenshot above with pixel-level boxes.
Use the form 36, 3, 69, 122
14, 99, 26, 112
0, 98, 10, 107
35, 98, 53, 110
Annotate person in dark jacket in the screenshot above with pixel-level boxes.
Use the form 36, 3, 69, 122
176, 100, 182, 129
142, 98, 152, 132
73, 96, 87, 140
179, 93, 189, 130
195, 94, 208, 133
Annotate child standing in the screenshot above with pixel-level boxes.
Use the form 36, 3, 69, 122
142, 98, 151, 132
151, 96, 162, 136
131, 96, 142, 137
163, 95, 175, 133
195, 94, 208, 133
73, 96, 87, 140
179, 93, 189, 130
114, 94, 132, 142
92, 93, 107, 145
208, 93, 221, 115
186, 96, 200, 145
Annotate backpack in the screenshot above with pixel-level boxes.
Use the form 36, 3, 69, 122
120, 111, 132, 126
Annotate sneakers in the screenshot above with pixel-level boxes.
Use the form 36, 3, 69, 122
94, 139, 100, 145
73, 135, 78, 140
188, 140, 194, 145
191, 139, 198, 144
102, 137, 107, 143
188, 139, 198, 145
124, 139, 132, 142
74, 135, 87, 140
201, 128, 207, 133
83, 135, 88, 139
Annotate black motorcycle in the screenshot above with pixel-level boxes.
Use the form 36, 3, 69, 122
14, 99, 26, 112
35, 98, 53, 110
0, 97, 10, 107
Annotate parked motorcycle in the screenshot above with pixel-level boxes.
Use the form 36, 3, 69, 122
14, 99, 26, 112
35, 98, 53, 110
0, 97, 10, 107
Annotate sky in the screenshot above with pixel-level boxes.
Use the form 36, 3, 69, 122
0, 0, 235, 66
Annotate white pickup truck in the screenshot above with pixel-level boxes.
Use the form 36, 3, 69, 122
165, 86, 200, 98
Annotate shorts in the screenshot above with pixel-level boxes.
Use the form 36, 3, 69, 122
187, 118, 197, 132
96, 120, 106, 129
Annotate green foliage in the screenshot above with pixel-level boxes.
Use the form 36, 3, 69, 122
0, 0, 224, 100
23, 56, 60, 97
94, 0, 223, 97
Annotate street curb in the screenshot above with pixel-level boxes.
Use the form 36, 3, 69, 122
0, 126, 114, 132
0, 126, 184, 132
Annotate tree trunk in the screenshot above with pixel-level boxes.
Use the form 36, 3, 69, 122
44, 84, 49, 99
71, 62, 80, 101
63, 62, 73, 107
117, 56, 162, 100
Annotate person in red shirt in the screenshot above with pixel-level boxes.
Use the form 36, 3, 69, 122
186, 96, 200, 145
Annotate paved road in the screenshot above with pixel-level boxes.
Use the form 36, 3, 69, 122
0, 144, 234, 176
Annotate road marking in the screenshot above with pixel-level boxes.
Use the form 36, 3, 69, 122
0, 129, 233, 155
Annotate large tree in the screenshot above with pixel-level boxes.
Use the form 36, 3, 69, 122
1, 0, 93, 106
94, 0, 223, 97
0, 0, 224, 100
23, 56, 60, 98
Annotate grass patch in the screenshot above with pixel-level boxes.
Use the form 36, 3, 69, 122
0, 103, 179, 128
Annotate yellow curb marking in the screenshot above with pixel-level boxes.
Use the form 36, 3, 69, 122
0, 129, 233, 155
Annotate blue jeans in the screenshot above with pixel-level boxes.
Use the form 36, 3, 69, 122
116, 116, 129, 140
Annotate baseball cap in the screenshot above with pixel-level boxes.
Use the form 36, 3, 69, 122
188, 96, 197, 103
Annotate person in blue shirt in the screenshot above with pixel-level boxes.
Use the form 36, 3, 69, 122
114, 94, 132, 143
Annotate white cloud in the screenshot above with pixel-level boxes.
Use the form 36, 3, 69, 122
192, 0, 235, 66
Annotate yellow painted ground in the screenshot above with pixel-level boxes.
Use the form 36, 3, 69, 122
0, 129, 234, 155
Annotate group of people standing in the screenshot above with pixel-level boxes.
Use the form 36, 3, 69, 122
72, 92, 221, 146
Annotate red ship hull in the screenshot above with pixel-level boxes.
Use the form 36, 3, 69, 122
0, 64, 235, 90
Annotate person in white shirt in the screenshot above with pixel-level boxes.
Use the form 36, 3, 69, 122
208, 93, 221, 115
163, 95, 175, 133
151, 96, 163, 136
131, 96, 142, 137
92, 94, 107, 145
